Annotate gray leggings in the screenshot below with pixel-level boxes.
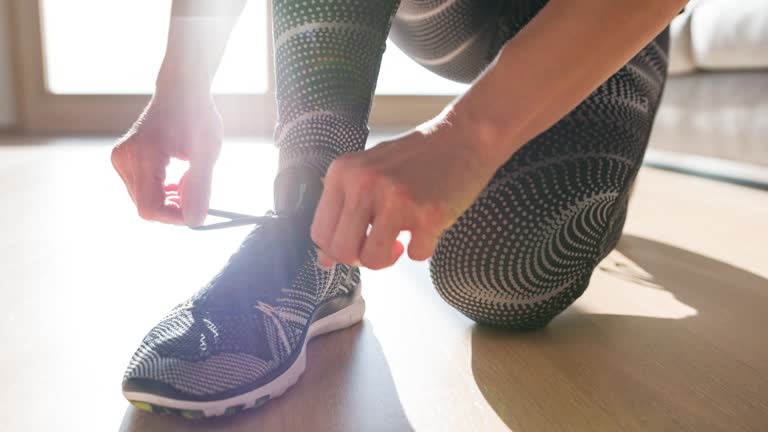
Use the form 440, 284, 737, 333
273, 0, 669, 329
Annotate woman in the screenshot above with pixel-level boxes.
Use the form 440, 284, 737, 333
114, 0, 683, 418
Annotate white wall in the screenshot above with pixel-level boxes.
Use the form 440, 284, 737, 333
0, 0, 16, 128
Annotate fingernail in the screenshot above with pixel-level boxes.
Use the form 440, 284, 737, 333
318, 259, 334, 270
316, 253, 334, 270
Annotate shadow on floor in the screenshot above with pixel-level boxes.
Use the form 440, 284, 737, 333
471, 235, 768, 431
119, 320, 413, 432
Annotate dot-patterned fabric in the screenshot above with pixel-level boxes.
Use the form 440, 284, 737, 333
273, 0, 669, 330
390, 0, 508, 83
273, 0, 402, 175
424, 6, 670, 329
124, 0, 670, 403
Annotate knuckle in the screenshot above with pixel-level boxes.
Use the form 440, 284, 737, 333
371, 178, 401, 207
415, 202, 450, 229
328, 154, 356, 177
356, 166, 380, 190
348, 177, 376, 204
378, 194, 402, 217
382, 181, 415, 212
136, 205, 156, 221
110, 145, 126, 168
375, 174, 396, 193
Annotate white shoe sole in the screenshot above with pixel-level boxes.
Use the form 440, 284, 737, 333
123, 291, 365, 418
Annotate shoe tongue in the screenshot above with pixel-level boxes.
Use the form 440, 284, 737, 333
195, 218, 309, 309
273, 167, 323, 216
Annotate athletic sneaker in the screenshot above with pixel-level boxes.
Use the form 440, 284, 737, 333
122, 169, 364, 418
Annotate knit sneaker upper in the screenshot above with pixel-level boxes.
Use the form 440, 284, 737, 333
123, 173, 359, 400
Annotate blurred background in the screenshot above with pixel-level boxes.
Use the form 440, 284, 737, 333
0, 1, 766, 431
0, 0, 766, 186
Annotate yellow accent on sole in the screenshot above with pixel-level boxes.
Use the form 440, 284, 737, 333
181, 410, 204, 419
130, 401, 153, 413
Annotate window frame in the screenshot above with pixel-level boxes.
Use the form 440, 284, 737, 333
9, 0, 454, 134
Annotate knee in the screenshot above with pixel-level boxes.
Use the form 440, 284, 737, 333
430, 242, 590, 331
430, 268, 560, 330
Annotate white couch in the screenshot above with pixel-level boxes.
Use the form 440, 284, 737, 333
647, 0, 768, 186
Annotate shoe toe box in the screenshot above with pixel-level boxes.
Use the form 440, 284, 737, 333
122, 307, 286, 400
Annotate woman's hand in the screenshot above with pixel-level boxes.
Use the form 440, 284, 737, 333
111, 0, 250, 226
111, 91, 222, 226
311, 113, 502, 269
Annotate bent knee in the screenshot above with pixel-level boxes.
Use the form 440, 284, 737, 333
430, 261, 591, 330
431, 280, 563, 330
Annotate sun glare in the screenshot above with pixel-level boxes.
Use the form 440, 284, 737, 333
41, 0, 267, 94
40, 0, 466, 96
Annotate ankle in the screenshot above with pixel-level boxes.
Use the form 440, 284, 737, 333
273, 167, 324, 215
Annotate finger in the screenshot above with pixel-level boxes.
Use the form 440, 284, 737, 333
317, 250, 336, 269
111, 146, 137, 205
391, 239, 405, 263
134, 158, 171, 222
153, 203, 185, 225
166, 194, 182, 207
119, 166, 138, 206
311, 177, 345, 259
180, 162, 214, 227
407, 229, 442, 261
360, 214, 404, 270
178, 171, 189, 191
164, 183, 179, 192
328, 197, 372, 265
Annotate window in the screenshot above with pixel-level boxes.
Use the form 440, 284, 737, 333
378, 41, 468, 96
41, 0, 268, 95
11, 0, 462, 133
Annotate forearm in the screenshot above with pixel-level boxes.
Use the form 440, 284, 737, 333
451, 0, 685, 165
156, 0, 247, 94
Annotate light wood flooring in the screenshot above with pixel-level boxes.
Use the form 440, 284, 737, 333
0, 136, 766, 431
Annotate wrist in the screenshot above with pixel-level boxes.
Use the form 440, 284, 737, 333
434, 105, 517, 170
156, 15, 237, 98
155, 61, 212, 102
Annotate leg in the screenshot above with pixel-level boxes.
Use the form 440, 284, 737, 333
272, 0, 402, 179
431, 28, 670, 329
389, 0, 548, 83
123, 0, 406, 417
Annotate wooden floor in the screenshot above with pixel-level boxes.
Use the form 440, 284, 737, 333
0, 136, 766, 432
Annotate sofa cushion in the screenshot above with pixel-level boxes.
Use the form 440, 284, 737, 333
691, 0, 768, 70
668, 6, 696, 76
651, 72, 768, 166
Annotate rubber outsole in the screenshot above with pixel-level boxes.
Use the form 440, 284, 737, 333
123, 291, 365, 419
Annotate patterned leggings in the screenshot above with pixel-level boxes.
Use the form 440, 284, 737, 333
273, 0, 669, 329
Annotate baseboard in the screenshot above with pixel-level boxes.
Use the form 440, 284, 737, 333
643, 149, 768, 190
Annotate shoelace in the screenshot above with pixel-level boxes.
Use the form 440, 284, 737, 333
192, 208, 324, 253
189, 209, 276, 231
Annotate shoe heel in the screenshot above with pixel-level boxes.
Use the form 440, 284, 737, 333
309, 290, 365, 339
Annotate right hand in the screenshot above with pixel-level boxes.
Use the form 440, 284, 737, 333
111, 91, 222, 226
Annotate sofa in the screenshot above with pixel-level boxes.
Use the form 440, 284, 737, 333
647, 0, 768, 187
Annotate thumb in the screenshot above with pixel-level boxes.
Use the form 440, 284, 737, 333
180, 161, 214, 227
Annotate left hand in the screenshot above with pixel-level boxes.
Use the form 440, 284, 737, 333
311, 115, 502, 270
